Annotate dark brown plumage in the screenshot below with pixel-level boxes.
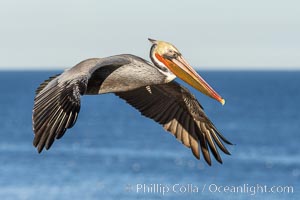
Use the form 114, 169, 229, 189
116, 82, 231, 165
33, 76, 86, 152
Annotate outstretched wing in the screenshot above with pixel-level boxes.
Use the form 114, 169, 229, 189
32, 55, 168, 153
115, 81, 232, 165
32, 74, 88, 153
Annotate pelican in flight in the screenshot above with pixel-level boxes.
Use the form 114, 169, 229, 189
32, 38, 232, 165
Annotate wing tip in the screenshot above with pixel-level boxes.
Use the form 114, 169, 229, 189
37, 144, 44, 153
205, 157, 212, 166
193, 151, 200, 160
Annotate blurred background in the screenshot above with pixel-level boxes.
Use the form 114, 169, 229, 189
0, 0, 299, 200
0, 0, 299, 70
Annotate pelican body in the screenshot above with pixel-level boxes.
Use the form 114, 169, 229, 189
33, 39, 232, 165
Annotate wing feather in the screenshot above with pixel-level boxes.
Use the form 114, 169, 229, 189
32, 76, 87, 153
181, 115, 191, 148
189, 121, 200, 159
116, 81, 232, 165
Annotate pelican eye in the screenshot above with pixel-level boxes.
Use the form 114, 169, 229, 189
163, 50, 179, 60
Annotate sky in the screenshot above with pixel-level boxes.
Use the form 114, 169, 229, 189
0, 0, 299, 70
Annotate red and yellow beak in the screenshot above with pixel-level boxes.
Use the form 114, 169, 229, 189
155, 53, 225, 105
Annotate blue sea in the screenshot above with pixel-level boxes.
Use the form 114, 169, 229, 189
0, 71, 299, 200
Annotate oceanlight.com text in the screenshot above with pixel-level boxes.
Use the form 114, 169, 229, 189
126, 183, 294, 196
207, 183, 293, 196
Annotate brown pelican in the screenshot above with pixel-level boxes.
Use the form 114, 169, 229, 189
32, 38, 232, 165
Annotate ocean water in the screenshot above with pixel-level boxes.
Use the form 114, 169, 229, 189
0, 71, 299, 200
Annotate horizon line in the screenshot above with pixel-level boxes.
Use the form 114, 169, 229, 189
0, 66, 300, 72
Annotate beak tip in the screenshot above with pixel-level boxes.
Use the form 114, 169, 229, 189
220, 99, 225, 106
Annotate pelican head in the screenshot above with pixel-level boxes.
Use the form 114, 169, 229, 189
148, 38, 225, 105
